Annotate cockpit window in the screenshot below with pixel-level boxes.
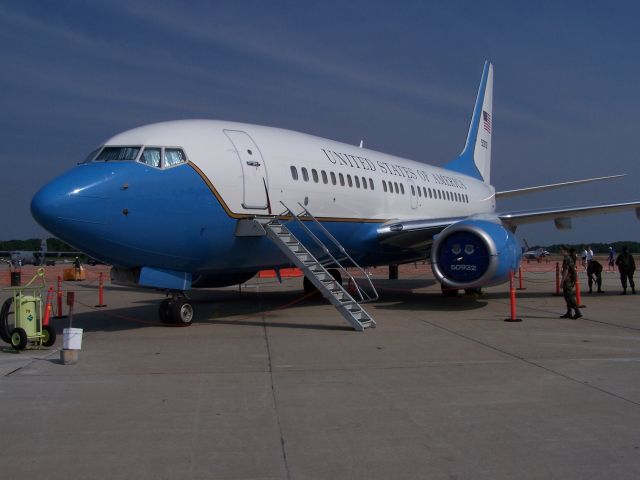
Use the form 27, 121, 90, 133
83, 147, 102, 164
96, 146, 141, 161
164, 148, 186, 167
140, 147, 161, 168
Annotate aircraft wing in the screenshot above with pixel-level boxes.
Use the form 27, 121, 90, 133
377, 200, 640, 250
377, 216, 467, 249
495, 175, 625, 199
498, 200, 640, 229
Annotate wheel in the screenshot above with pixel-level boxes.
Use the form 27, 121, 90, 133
441, 285, 459, 297
170, 299, 194, 326
303, 276, 318, 294
328, 268, 342, 285
42, 325, 57, 347
10, 327, 28, 351
1, 297, 14, 344
159, 299, 172, 324
464, 288, 482, 297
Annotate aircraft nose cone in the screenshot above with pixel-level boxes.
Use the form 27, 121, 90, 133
30, 184, 56, 231
31, 167, 109, 238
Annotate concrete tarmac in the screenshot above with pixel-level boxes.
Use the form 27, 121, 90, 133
1, 262, 640, 479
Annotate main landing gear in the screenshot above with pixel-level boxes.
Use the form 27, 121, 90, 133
440, 285, 483, 298
303, 268, 342, 294
159, 293, 195, 326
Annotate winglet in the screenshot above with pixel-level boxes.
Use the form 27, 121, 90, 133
444, 61, 493, 183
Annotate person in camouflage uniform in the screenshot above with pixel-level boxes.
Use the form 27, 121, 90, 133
587, 259, 604, 294
615, 246, 636, 295
560, 246, 582, 319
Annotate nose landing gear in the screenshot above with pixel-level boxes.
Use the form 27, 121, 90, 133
159, 294, 195, 326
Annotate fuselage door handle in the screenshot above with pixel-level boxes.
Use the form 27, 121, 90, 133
246, 160, 261, 167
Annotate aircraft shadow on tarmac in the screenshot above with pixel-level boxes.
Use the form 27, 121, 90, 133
56, 276, 580, 333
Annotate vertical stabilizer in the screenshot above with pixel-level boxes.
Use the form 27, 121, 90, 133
444, 61, 493, 183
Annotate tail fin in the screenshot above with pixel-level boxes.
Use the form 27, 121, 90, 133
444, 61, 493, 183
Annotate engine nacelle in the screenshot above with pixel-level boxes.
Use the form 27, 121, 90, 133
431, 219, 521, 289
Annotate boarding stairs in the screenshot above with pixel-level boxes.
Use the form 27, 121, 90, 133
242, 203, 378, 331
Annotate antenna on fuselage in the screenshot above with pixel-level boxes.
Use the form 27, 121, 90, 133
359, 140, 364, 148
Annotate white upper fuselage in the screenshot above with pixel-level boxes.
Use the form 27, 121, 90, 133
106, 119, 496, 223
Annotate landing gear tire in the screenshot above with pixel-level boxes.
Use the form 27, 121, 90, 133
441, 285, 459, 297
328, 268, 342, 285
42, 325, 56, 347
171, 299, 195, 326
464, 288, 482, 297
159, 299, 172, 324
303, 276, 317, 294
10, 327, 28, 351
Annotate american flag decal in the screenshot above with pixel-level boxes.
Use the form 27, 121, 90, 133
482, 110, 491, 133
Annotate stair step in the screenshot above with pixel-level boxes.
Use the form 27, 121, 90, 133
265, 217, 375, 331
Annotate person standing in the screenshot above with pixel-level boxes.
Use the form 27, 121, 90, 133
608, 246, 616, 272
585, 246, 594, 265
615, 246, 636, 295
587, 259, 604, 293
561, 246, 582, 319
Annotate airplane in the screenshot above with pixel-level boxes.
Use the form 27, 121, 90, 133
522, 240, 550, 260
30, 61, 640, 329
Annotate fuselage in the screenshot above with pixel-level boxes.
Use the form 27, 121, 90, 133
31, 120, 496, 276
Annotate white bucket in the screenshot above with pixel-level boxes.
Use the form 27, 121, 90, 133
63, 328, 83, 350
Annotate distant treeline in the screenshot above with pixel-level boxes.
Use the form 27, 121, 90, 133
0, 238, 77, 252
542, 241, 640, 254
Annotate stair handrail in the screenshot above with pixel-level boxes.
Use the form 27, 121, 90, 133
295, 202, 379, 302
279, 201, 378, 303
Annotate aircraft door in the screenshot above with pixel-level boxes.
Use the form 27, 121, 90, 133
408, 179, 419, 209
224, 129, 269, 210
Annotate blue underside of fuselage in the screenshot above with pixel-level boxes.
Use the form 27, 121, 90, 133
31, 162, 423, 281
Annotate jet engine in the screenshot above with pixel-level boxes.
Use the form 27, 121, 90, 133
431, 219, 521, 289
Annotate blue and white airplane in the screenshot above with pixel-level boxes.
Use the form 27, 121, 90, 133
31, 62, 640, 327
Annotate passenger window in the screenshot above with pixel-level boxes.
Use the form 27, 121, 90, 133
302, 167, 309, 181
96, 146, 141, 161
330, 172, 336, 185
347, 175, 353, 187
362, 177, 367, 189
369, 178, 374, 190
417, 187, 422, 197
423, 187, 427, 197
394, 182, 399, 194
428, 188, 432, 198
400, 184, 405, 195
355, 176, 360, 188
321, 170, 328, 184
382, 180, 387, 192
290, 166, 299, 180
339, 173, 345, 186
411, 185, 415, 196
312, 169, 319, 183
164, 148, 186, 167
140, 147, 161, 167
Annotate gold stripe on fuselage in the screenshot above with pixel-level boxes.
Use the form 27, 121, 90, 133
188, 161, 388, 224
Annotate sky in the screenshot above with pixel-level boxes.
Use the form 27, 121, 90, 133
1, 0, 639, 247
